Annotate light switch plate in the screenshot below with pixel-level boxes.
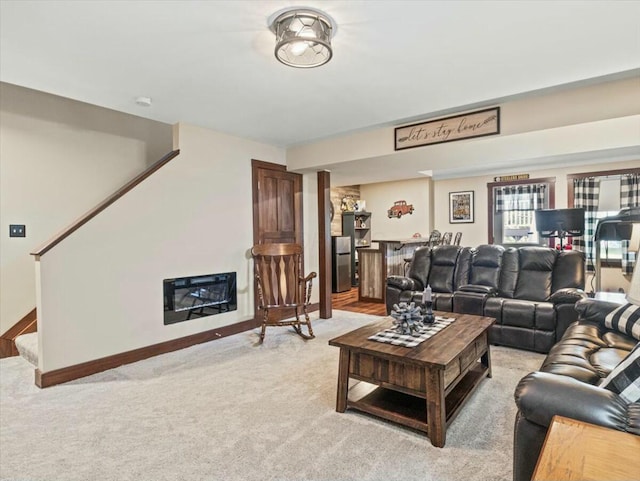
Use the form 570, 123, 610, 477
9, 224, 26, 237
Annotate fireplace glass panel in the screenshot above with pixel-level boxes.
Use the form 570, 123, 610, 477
163, 272, 237, 325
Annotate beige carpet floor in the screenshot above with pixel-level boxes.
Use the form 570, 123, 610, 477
0, 311, 544, 481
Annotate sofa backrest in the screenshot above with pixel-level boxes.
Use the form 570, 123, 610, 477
399, 244, 584, 305
407, 246, 432, 289
513, 247, 558, 301
468, 244, 505, 289
498, 247, 519, 298
552, 250, 585, 291
427, 245, 463, 293
455, 247, 473, 289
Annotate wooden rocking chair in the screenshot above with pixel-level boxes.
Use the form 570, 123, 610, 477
251, 243, 317, 342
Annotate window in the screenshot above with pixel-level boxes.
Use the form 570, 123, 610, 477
568, 168, 640, 271
594, 212, 624, 263
595, 179, 623, 263
487, 178, 555, 246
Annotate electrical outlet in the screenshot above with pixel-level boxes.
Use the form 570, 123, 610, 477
9, 224, 26, 237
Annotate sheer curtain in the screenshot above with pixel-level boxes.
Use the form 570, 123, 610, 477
573, 177, 600, 270
621, 173, 640, 275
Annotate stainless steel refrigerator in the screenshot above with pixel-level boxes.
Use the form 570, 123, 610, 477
331, 236, 352, 293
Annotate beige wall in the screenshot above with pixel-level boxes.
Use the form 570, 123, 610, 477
432, 159, 640, 292
36, 123, 287, 372
0, 83, 173, 333
359, 178, 433, 241
350, 160, 637, 293
287, 77, 640, 172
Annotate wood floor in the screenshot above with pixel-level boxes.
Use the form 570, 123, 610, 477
331, 287, 387, 316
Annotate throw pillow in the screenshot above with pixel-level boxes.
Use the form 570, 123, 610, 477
604, 303, 640, 340
599, 343, 640, 403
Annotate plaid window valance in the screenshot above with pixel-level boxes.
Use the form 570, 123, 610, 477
494, 184, 546, 213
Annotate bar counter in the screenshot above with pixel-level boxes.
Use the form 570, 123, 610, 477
358, 238, 430, 303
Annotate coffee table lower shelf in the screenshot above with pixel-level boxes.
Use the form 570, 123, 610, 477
346, 364, 488, 434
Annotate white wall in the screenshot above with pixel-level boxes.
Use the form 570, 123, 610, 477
0, 83, 172, 334
359, 178, 433, 241
36, 123, 286, 372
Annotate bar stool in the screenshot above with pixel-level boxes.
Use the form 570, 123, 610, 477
403, 256, 412, 275
427, 230, 441, 247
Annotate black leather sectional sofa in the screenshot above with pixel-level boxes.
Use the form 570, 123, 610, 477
387, 243, 639, 480
513, 299, 640, 481
386, 244, 586, 353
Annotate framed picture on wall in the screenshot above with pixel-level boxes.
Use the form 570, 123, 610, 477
449, 191, 474, 223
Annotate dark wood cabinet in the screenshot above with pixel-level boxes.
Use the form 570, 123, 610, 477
342, 212, 372, 286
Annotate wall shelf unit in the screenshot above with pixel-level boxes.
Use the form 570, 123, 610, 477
342, 211, 372, 286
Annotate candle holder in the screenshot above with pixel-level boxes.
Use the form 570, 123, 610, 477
422, 301, 435, 324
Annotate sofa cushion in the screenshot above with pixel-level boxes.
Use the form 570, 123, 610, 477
590, 348, 630, 377
601, 331, 639, 351
604, 303, 640, 340
498, 248, 519, 298
469, 244, 504, 288
599, 343, 640, 403
406, 246, 431, 289
514, 248, 557, 301
552, 250, 585, 291
548, 288, 586, 305
427, 245, 461, 293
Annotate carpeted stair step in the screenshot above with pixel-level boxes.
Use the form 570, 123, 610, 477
15, 332, 38, 366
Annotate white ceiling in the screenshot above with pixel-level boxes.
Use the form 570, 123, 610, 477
1, 1, 639, 178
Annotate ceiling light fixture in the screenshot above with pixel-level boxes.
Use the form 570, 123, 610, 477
268, 7, 336, 68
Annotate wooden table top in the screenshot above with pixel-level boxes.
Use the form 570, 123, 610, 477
328, 312, 495, 368
532, 415, 640, 481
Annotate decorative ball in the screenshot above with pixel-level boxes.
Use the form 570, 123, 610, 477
390, 302, 424, 335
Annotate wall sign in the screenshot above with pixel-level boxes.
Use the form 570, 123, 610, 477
395, 107, 500, 150
494, 174, 529, 182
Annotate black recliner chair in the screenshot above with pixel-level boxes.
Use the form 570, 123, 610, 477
386, 245, 471, 313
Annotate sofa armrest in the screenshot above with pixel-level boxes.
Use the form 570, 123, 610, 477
386, 276, 422, 292
575, 298, 621, 322
458, 284, 497, 295
452, 290, 489, 315
547, 288, 587, 305
514, 371, 631, 432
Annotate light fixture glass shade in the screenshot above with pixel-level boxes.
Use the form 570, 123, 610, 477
270, 8, 333, 68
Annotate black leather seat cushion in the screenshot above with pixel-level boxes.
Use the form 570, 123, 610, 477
468, 244, 504, 288
427, 245, 462, 293
540, 319, 637, 383
514, 247, 557, 301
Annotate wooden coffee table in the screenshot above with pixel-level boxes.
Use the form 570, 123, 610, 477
328, 312, 495, 447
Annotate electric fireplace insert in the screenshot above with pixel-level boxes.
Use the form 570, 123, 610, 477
163, 272, 237, 325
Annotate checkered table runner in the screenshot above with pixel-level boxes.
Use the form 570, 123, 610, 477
367, 316, 456, 348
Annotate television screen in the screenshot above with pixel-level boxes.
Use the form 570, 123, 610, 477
535, 208, 585, 237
